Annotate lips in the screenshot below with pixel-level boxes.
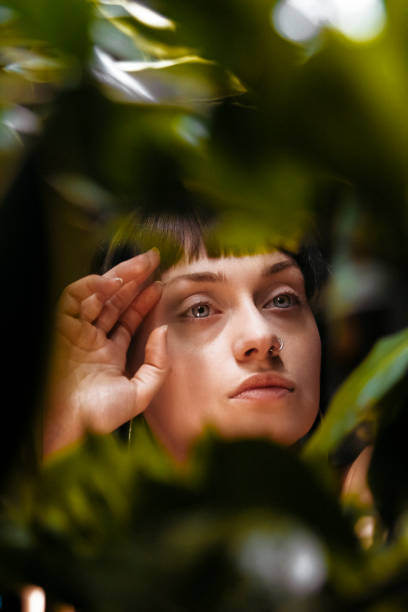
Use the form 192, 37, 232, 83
229, 373, 295, 400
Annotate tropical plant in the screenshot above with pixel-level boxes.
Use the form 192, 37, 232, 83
2, 0, 408, 609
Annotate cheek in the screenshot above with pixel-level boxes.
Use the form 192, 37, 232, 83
157, 325, 229, 418
147, 331, 219, 439
166, 329, 215, 389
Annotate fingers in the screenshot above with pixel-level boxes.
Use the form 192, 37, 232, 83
56, 314, 105, 350
130, 325, 169, 413
60, 275, 123, 318
110, 281, 163, 353
95, 249, 161, 333
57, 249, 161, 347
104, 247, 160, 284
79, 279, 124, 322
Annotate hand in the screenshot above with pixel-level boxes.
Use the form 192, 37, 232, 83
43, 248, 168, 456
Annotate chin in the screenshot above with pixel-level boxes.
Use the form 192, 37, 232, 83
208, 409, 317, 446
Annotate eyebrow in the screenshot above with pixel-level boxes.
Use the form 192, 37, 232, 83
165, 259, 297, 287
165, 271, 226, 286
262, 260, 297, 276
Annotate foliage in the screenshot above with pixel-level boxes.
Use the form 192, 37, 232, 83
2, 0, 408, 609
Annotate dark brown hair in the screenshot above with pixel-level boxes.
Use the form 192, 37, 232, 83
93, 208, 328, 303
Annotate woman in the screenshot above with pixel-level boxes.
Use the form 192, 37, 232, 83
44, 212, 326, 461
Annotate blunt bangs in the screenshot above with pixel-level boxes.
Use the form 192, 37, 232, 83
93, 209, 327, 302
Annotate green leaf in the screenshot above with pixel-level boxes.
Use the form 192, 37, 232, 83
303, 327, 408, 463
6, 0, 92, 60
0, 431, 365, 610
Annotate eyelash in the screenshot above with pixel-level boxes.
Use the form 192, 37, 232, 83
181, 301, 217, 319
264, 291, 301, 310
181, 291, 300, 320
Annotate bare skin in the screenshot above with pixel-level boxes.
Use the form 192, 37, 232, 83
130, 252, 321, 461
43, 248, 168, 456
43, 243, 376, 562
44, 248, 322, 461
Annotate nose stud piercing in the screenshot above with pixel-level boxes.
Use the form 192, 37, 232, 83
268, 337, 284, 355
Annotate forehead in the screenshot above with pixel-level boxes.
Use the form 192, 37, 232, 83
161, 251, 301, 285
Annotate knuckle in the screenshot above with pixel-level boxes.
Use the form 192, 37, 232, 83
133, 366, 158, 389
109, 292, 126, 313
59, 292, 78, 315
129, 300, 143, 317
61, 285, 75, 303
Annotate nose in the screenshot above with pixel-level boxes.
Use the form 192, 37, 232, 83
232, 301, 282, 363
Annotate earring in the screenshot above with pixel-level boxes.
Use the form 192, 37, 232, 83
268, 337, 284, 355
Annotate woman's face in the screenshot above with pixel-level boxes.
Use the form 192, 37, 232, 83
129, 251, 321, 460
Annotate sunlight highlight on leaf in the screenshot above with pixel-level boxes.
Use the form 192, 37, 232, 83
100, 0, 175, 30
116, 55, 213, 72
4, 53, 65, 83
95, 8, 192, 58
272, 0, 386, 43
92, 46, 156, 101
2, 106, 40, 135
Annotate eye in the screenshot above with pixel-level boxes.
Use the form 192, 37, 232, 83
266, 293, 299, 309
185, 302, 212, 318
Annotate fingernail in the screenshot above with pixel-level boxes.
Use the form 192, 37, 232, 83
113, 277, 124, 286
147, 247, 160, 265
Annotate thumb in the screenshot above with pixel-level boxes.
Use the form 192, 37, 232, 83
130, 325, 169, 413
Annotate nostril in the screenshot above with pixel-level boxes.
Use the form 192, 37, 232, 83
244, 348, 256, 357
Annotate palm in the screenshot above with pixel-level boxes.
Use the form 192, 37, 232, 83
57, 317, 127, 374
54, 320, 136, 427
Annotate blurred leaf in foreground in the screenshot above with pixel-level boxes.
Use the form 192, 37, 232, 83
303, 327, 408, 466
6, 0, 92, 61
0, 428, 364, 611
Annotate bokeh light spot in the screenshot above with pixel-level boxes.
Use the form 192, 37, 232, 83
272, 0, 386, 43
237, 526, 327, 597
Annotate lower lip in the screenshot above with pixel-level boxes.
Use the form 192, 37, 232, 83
232, 386, 292, 400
